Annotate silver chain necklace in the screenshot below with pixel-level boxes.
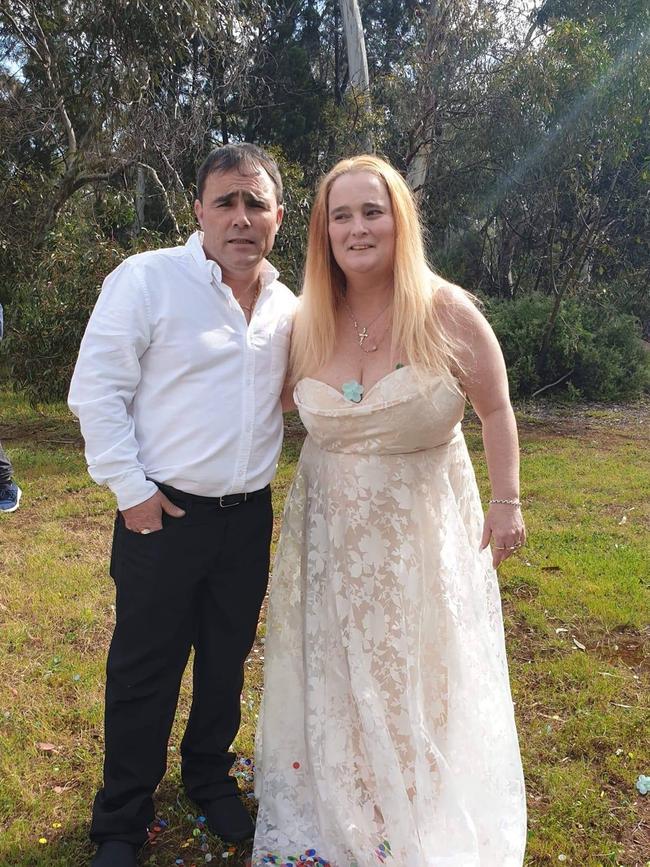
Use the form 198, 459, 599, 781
238, 279, 261, 317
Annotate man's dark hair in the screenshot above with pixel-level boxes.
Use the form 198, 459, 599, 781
196, 143, 283, 204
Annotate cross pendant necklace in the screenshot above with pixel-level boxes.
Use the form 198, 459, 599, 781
343, 297, 392, 354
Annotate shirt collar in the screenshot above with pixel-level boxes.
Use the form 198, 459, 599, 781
185, 230, 280, 289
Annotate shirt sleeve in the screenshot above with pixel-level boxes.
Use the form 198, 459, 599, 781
68, 260, 159, 510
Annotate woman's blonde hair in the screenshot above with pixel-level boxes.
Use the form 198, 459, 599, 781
290, 154, 469, 382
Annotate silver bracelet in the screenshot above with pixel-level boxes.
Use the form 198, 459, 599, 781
489, 497, 521, 507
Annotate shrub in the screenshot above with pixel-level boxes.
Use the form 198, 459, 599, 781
1, 148, 309, 405
486, 293, 650, 401
3, 217, 164, 404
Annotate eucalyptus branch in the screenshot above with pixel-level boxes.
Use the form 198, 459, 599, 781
0, 2, 44, 63
2, 0, 77, 154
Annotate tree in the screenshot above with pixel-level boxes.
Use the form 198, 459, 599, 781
0, 0, 245, 246
338, 0, 373, 150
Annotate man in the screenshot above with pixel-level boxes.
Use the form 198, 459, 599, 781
69, 144, 297, 867
0, 303, 22, 513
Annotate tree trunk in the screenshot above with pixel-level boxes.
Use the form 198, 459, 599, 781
406, 99, 437, 198
135, 165, 146, 232
405, 0, 455, 199
338, 0, 373, 150
497, 224, 517, 297
37, 163, 86, 246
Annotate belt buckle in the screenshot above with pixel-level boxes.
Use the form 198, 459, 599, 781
219, 492, 247, 508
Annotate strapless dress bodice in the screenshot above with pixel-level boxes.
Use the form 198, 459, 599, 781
294, 366, 465, 455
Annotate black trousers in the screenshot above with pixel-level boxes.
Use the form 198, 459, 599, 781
90, 484, 273, 846
0, 441, 13, 485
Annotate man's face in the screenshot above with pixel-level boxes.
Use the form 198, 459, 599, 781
194, 167, 283, 281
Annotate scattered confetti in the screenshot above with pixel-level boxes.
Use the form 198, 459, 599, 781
259, 840, 390, 865
375, 840, 392, 863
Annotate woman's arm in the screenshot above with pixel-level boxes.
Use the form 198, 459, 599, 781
439, 287, 526, 567
281, 376, 297, 412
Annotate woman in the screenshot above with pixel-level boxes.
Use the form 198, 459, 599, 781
252, 156, 527, 866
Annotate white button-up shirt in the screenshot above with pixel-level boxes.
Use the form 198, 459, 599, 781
69, 232, 297, 510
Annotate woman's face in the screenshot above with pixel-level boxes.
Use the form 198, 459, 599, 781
327, 171, 395, 282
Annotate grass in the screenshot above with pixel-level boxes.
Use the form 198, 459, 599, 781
0, 390, 648, 867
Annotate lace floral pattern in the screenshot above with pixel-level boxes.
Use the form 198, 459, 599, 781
253, 369, 526, 866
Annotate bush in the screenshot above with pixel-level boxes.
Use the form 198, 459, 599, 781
598, 274, 650, 341
486, 293, 650, 401
3, 217, 164, 404
1, 148, 309, 404
4, 209, 648, 406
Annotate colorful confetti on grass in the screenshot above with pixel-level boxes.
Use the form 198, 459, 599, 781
258, 839, 391, 866
144, 757, 255, 863
259, 851, 331, 866
234, 756, 255, 784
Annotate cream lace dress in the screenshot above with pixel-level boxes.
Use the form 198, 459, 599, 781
252, 367, 526, 866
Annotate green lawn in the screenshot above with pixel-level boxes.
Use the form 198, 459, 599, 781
0, 391, 648, 867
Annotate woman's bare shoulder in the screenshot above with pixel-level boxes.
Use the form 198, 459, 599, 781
432, 279, 482, 334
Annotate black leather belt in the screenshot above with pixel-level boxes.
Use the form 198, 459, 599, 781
217, 490, 264, 508
155, 482, 270, 508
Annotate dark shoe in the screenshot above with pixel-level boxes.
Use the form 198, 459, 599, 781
202, 795, 254, 843
91, 840, 137, 866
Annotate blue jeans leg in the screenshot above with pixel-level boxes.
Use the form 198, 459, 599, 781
0, 441, 13, 486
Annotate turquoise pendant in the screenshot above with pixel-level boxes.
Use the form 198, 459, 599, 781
342, 380, 364, 403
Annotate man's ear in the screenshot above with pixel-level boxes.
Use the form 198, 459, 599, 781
194, 198, 203, 227
276, 204, 284, 229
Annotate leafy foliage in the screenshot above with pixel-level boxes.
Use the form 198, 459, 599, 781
487, 293, 650, 399
1, 0, 648, 401
6, 212, 163, 403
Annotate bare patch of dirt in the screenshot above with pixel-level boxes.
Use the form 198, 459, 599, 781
515, 397, 650, 441
619, 794, 650, 866
0, 416, 83, 446
589, 627, 650, 674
